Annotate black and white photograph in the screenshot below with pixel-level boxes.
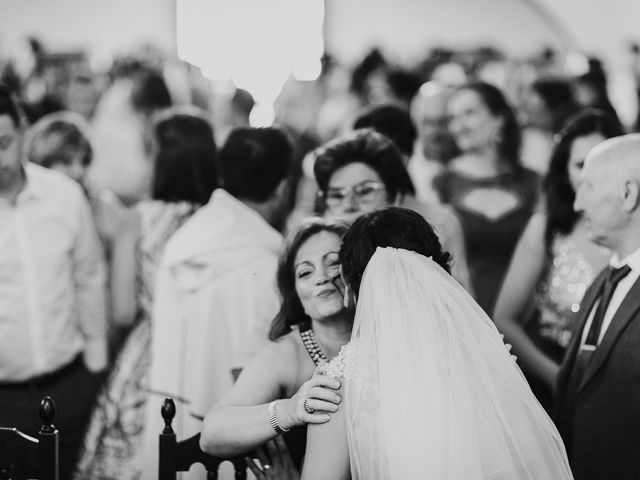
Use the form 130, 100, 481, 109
1, 1, 640, 479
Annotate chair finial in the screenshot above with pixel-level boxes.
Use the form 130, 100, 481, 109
161, 398, 176, 434
39, 396, 56, 433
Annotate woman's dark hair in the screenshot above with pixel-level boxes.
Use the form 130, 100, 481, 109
353, 104, 417, 157
26, 111, 93, 168
269, 219, 350, 340
313, 129, 415, 214
530, 78, 580, 133
543, 108, 623, 249
574, 73, 621, 125
385, 69, 423, 106
452, 81, 522, 170
151, 108, 218, 204
350, 48, 386, 97
130, 69, 172, 115
0, 84, 26, 128
340, 207, 451, 296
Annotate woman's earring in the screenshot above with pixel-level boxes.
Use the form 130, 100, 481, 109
343, 285, 351, 308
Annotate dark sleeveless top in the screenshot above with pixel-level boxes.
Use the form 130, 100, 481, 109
434, 168, 539, 314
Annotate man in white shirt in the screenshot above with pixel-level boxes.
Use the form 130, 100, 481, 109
556, 134, 640, 480
0, 86, 108, 479
142, 127, 292, 479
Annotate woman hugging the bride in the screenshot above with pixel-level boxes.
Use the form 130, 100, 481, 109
301, 206, 573, 480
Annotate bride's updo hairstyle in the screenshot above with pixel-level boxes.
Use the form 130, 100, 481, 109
340, 207, 451, 296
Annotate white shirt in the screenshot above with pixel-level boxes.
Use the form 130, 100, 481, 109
142, 189, 283, 480
580, 247, 640, 349
406, 149, 443, 204
0, 164, 107, 381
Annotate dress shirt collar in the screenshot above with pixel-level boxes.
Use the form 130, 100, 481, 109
610, 246, 640, 273
15, 163, 45, 203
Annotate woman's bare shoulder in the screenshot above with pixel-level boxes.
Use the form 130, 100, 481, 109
262, 330, 301, 362
230, 331, 305, 396
265, 329, 312, 384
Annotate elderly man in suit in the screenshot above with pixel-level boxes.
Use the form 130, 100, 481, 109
556, 133, 640, 479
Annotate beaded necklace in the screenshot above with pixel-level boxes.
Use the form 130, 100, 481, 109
299, 321, 328, 366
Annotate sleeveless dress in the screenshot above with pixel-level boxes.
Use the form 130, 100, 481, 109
433, 168, 539, 313
73, 200, 200, 480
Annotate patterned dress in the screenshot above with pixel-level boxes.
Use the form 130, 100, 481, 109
73, 201, 199, 480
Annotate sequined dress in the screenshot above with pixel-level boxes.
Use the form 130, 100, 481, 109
532, 234, 597, 363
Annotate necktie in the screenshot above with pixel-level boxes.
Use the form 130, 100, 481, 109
584, 264, 632, 346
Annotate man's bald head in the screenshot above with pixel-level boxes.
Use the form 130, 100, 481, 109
410, 82, 449, 122
410, 82, 456, 162
576, 133, 640, 254
585, 134, 640, 182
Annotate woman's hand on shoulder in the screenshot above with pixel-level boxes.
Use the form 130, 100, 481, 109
279, 365, 343, 430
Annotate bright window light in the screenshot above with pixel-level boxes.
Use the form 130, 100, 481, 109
177, 0, 325, 125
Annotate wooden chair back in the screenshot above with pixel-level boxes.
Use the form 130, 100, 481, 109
0, 396, 59, 480
158, 398, 247, 480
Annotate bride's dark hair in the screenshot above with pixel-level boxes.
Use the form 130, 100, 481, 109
340, 207, 451, 296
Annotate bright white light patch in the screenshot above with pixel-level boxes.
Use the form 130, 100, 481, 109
177, 0, 324, 125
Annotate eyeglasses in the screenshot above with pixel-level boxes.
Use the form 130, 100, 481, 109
323, 180, 386, 208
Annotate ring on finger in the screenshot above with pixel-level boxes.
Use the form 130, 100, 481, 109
263, 464, 271, 471
303, 399, 315, 414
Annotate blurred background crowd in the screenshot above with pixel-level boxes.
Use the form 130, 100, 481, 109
2, 0, 640, 478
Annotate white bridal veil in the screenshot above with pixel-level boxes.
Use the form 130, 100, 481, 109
345, 247, 573, 480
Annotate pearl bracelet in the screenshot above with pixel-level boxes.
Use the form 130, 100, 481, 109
267, 400, 290, 434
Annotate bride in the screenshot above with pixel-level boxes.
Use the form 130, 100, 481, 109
301, 207, 573, 480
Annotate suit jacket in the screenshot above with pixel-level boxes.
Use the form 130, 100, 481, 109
556, 268, 640, 480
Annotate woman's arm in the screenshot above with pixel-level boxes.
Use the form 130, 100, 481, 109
200, 338, 341, 457
440, 208, 473, 295
493, 213, 559, 388
301, 383, 350, 480
108, 206, 138, 326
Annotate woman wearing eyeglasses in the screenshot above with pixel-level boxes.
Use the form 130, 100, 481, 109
312, 128, 472, 292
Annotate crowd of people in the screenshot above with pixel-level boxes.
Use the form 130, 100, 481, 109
2, 35, 640, 480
